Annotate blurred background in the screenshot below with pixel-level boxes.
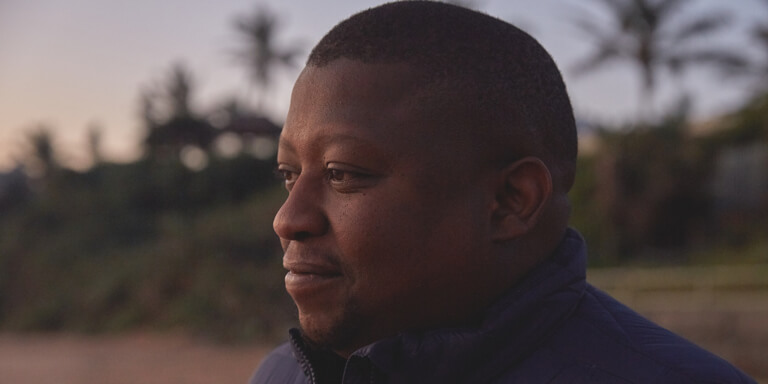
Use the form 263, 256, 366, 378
0, 0, 766, 382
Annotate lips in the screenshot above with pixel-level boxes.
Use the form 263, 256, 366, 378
284, 260, 342, 276
283, 255, 344, 299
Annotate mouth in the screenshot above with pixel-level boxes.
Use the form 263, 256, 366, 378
285, 270, 342, 285
284, 261, 342, 276
283, 260, 344, 298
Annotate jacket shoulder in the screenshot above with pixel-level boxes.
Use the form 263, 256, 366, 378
539, 285, 756, 383
248, 342, 308, 384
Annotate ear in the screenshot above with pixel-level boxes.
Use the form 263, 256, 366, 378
491, 157, 553, 242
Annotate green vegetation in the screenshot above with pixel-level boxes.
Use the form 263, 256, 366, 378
0, 4, 305, 341
0, 158, 294, 342
570, 91, 768, 266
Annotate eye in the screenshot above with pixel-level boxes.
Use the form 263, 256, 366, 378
275, 166, 299, 190
327, 169, 349, 183
279, 170, 296, 181
324, 164, 373, 192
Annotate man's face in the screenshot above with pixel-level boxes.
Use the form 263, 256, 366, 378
274, 59, 500, 355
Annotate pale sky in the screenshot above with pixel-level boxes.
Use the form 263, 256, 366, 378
1, 0, 765, 171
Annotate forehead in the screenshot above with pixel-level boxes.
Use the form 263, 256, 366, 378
295, 59, 423, 108
285, 60, 424, 140
280, 59, 448, 160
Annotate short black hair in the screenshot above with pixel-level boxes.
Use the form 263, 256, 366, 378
308, 1, 577, 191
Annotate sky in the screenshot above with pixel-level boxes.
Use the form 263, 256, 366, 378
1, 0, 766, 171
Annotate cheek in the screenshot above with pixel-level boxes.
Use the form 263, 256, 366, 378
334, 197, 431, 280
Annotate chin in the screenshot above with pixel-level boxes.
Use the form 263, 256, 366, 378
297, 303, 367, 354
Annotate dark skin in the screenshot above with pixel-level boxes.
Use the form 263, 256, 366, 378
274, 58, 569, 357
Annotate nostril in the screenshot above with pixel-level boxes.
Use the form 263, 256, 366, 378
293, 231, 312, 241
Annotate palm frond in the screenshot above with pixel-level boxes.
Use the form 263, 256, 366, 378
753, 24, 768, 50
665, 50, 749, 76
571, 16, 609, 39
671, 12, 731, 44
232, 6, 303, 89
571, 43, 623, 76
652, 0, 689, 24
631, 0, 657, 28
594, 0, 632, 17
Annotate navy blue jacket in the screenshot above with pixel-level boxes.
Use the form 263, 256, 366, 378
250, 229, 756, 383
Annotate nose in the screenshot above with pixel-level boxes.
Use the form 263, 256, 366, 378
273, 178, 328, 241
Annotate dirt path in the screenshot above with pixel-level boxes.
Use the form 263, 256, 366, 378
0, 333, 272, 384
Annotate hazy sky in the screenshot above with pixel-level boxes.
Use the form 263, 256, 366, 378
1, 0, 765, 170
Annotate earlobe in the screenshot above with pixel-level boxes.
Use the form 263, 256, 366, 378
491, 157, 553, 242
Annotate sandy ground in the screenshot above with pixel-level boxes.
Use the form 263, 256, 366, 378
2, 317, 765, 384
0, 333, 271, 384
0, 316, 765, 383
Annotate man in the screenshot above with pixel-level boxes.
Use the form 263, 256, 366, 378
250, 2, 756, 383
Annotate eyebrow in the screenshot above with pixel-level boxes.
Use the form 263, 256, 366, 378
277, 136, 298, 154
323, 133, 381, 149
279, 132, 383, 154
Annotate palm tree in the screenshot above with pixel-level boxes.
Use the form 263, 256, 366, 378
232, 6, 302, 110
26, 126, 57, 177
570, 0, 746, 118
87, 122, 103, 166
142, 63, 216, 159
138, 62, 195, 128
167, 63, 194, 119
